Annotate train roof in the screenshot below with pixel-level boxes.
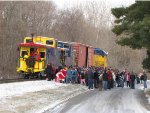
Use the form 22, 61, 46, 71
58, 41, 70, 44
94, 48, 108, 56
71, 42, 88, 47
25, 36, 57, 39
18, 43, 55, 48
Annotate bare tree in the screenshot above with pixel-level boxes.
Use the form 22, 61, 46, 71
0, 1, 57, 79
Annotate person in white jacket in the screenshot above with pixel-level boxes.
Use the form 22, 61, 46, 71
112, 71, 116, 87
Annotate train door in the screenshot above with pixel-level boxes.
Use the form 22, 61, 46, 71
38, 48, 46, 72
85, 47, 88, 67
19, 47, 30, 72
60, 49, 65, 66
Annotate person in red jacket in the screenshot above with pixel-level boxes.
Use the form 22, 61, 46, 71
55, 67, 67, 83
126, 72, 130, 87
107, 69, 113, 89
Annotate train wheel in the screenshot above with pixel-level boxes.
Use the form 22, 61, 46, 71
24, 74, 30, 79
29, 73, 34, 79
35, 73, 39, 79
38, 73, 42, 79
18, 73, 25, 79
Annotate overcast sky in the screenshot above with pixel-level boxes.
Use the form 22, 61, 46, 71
52, 0, 135, 9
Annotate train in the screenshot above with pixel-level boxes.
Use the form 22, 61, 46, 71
16, 35, 108, 78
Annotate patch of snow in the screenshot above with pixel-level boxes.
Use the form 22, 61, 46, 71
0, 80, 66, 99
138, 80, 150, 104
36, 86, 88, 113
36, 100, 66, 113
138, 80, 150, 91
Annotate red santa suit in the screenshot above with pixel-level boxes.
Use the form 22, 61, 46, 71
55, 69, 67, 82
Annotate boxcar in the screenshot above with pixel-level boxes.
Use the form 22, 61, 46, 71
71, 42, 95, 67
71, 42, 87, 67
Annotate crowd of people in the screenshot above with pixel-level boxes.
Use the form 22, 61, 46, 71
44, 63, 148, 91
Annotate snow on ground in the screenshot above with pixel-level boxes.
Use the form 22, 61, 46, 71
138, 80, 150, 104
0, 80, 66, 99
0, 80, 88, 113
0, 80, 150, 113
138, 80, 150, 91
43, 81, 150, 113
46, 83, 150, 113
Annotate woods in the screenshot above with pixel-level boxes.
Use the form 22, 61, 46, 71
0, 1, 146, 79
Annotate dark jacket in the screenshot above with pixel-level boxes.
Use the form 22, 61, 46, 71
94, 71, 99, 80
81, 71, 85, 79
87, 70, 94, 79
45, 65, 54, 75
130, 74, 135, 82
103, 71, 108, 81
143, 73, 147, 81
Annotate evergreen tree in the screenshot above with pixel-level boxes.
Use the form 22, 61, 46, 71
111, 1, 150, 70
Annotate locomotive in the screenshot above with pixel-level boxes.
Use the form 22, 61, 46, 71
16, 35, 107, 78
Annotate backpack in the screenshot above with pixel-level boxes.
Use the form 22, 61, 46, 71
72, 71, 76, 76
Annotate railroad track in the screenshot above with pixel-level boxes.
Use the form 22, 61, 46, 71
0, 78, 45, 84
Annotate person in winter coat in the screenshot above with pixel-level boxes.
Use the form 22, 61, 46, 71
143, 71, 147, 90
80, 70, 86, 85
126, 72, 130, 87
102, 69, 108, 90
135, 73, 140, 84
130, 72, 136, 89
112, 70, 116, 87
71, 68, 78, 83
107, 69, 113, 89
115, 71, 120, 87
85, 69, 88, 86
119, 71, 125, 88
66, 67, 72, 83
87, 68, 94, 90
99, 72, 103, 91
139, 72, 144, 84
45, 63, 54, 81
94, 70, 99, 88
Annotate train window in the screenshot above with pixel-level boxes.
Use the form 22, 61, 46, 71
26, 39, 32, 43
46, 40, 53, 45
65, 50, 69, 57
64, 44, 69, 48
21, 51, 27, 57
30, 48, 35, 52
58, 42, 63, 48
40, 52, 45, 58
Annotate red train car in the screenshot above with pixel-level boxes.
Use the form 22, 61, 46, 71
71, 42, 87, 67
71, 42, 94, 67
